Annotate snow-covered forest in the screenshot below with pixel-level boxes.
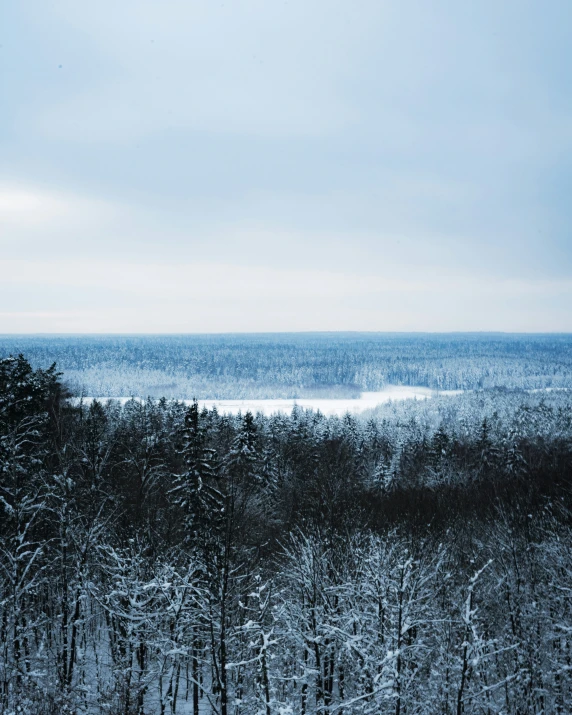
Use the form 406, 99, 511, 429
1, 334, 572, 398
2, 353, 572, 714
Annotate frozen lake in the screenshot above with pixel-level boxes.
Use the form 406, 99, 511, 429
81, 386, 463, 416
197, 386, 463, 416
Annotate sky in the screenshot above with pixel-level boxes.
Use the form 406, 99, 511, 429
1, 0, 571, 332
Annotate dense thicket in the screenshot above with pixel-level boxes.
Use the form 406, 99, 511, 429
1, 355, 572, 714
1, 333, 572, 397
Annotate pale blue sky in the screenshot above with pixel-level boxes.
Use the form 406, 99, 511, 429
1, 0, 571, 331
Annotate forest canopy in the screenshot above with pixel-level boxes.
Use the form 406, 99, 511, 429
1, 333, 572, 398
1, 354, 572, 713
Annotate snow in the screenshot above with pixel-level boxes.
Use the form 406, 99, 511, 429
79, 386, 463, 416
196, 387, 462, 416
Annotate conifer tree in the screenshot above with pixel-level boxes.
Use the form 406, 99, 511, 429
170, 400, 222, 543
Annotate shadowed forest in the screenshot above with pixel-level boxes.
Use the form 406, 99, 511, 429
2, 354, 572, 714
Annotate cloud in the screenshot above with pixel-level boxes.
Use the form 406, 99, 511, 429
1, 1, 571, 332
0, 186, 79, 226
26, 0, 363, 142
1, 258, 570, 333
0, 183, 116, 228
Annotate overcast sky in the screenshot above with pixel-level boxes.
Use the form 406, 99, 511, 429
1, 0, 571, 332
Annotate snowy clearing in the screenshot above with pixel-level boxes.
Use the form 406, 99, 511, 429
79, 386, 464, 416
197, 386, 464, 416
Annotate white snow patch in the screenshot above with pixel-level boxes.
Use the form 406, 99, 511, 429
78, 386, 463, 417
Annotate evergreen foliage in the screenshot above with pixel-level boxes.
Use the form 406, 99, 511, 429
1, 354, 572, 713
2, 333, 572, 398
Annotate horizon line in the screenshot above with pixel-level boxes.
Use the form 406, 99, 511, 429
1, 331, 572, 338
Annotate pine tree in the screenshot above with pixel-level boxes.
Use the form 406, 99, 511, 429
226, 411, 261, 492
170, 400, 222, 542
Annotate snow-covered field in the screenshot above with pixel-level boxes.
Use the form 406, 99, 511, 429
81, 386, 463, 416
197, 386, 464, 416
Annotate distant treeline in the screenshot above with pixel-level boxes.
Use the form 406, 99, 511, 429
1, 333, 572, 398
2, 355, 572, 713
